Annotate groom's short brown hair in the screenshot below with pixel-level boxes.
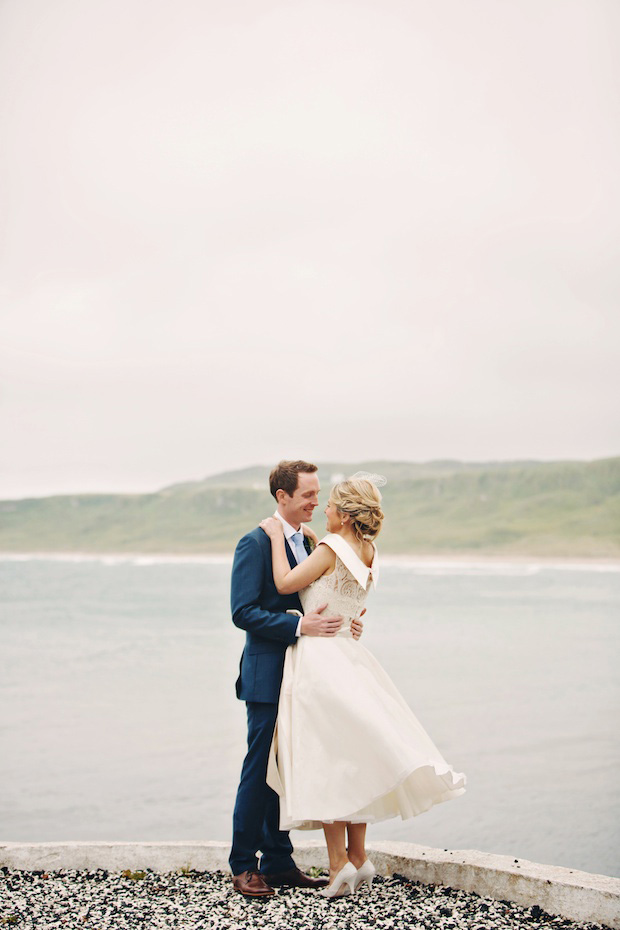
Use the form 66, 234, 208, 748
269, 460, 318, 500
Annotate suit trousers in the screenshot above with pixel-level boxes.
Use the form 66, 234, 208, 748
229, 701, 294, 876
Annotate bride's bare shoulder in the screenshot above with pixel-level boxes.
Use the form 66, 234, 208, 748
310, 540, 336, 578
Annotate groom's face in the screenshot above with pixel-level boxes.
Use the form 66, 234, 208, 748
278, 471, 320, 528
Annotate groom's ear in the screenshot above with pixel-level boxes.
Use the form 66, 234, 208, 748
275, 489, 289, 504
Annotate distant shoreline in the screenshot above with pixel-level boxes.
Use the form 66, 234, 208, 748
1, 551, 619, 571
2, 459, 617, 562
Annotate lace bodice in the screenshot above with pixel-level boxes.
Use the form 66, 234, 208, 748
299, 535, 378, 636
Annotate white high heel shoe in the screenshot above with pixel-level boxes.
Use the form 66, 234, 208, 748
353, 859, 376, 891
319, 861, 357, 898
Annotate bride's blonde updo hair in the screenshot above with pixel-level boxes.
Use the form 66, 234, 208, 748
330, 476, 385, 542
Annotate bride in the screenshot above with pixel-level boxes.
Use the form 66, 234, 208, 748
259, 473, 466, 898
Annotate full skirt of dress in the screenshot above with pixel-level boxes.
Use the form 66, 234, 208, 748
266, 634, 466, 831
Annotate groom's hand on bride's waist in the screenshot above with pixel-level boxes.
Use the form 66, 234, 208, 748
300, 603, 343, 637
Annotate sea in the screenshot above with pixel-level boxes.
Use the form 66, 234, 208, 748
1, 555, 618, 878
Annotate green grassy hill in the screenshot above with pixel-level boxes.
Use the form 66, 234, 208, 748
0, 458, 618, 557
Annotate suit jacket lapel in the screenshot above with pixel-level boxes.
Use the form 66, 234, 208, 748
285, 540, 297, 570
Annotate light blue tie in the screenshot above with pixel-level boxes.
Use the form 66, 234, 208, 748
291, 531, 308, 564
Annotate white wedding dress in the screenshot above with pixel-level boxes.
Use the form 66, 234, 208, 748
266, 534, 466, 830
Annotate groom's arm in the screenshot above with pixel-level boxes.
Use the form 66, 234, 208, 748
231, 534, 299, 643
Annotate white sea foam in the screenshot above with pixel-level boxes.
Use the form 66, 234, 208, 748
0, 552, 233, 566
0, 552, 617, 574
378, 557, 620, 575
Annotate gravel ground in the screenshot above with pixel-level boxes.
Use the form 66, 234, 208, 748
0, 868, 613, 930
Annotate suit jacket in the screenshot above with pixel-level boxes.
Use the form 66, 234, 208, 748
232, 527, 311, 703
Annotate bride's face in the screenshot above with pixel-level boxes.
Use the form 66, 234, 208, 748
325, 500, 343, 533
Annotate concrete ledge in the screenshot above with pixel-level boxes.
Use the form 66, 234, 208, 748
1, 841, 618, 928
364, 841, 620, 928
0, 841, 231, 874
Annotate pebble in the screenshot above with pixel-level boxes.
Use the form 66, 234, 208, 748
0, 868, 613, 930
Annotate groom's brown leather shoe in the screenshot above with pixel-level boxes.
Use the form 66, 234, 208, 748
261, 866, 328, 889
232, 870, 275, 898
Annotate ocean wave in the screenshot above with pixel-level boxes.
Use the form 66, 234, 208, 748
0, 552, 618, 574
379, 557, 620, 576
0, 552, 234, 566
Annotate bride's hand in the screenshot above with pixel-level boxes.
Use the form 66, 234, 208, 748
351, 608, 366, 640
260, 517, 284, 540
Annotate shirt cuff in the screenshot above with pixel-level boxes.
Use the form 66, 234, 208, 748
286, 608, 303, 637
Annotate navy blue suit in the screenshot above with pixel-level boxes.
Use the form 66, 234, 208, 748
229, 526, 310, 876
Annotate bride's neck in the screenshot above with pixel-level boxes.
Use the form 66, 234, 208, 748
336, 527, 361, 550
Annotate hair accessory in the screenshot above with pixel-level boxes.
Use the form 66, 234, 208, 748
350, 471, 387, 488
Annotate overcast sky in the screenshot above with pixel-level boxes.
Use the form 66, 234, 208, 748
1, 0, 618, 499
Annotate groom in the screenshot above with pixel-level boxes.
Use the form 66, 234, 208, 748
229, 460, 362, 898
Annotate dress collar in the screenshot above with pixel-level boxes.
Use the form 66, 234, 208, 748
319, 533, 378, 589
